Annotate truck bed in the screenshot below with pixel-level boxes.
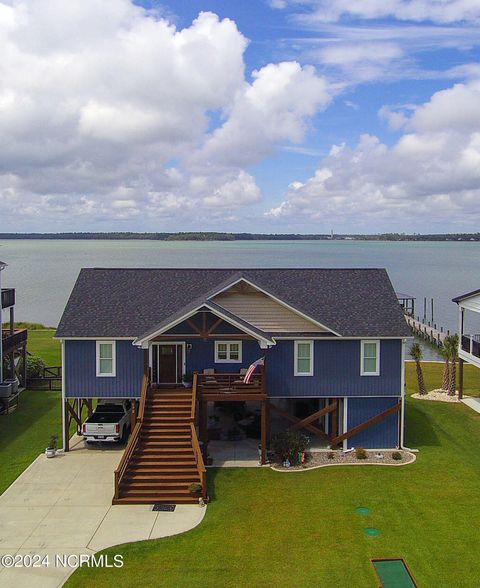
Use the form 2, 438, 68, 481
85, 413, 123, 424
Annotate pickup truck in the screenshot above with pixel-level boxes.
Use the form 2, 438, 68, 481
82, 400, 132, 443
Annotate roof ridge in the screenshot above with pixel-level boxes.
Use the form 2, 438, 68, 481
81, 267, 387, 271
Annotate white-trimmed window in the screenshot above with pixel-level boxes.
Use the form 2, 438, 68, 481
96, 341, 116, 377
294, 340, 314, 376
215, 341, 242, 363
361, 340, 380, 376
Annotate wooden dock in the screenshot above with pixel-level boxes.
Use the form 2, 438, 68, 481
405, 315, 451, 348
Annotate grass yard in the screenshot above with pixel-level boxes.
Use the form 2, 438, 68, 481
66, 362, 480, 588
0, 329, 61, 493
1, 329, 479, 587
27, 328, 61, 365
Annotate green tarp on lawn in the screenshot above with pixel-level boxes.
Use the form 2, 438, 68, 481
372, 559, 417, 588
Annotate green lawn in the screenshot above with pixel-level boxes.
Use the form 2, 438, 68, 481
0, 329, 61, 493
2, 329, 480, 587
66, 362, 480, 588
27, 328, 61, 365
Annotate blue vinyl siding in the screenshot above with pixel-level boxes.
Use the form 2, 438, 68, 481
185, 339, 263, 374
346, 397, 400, 449
64, 338, 402, 401
266, 339, 402, 397
65, 340, 144, 398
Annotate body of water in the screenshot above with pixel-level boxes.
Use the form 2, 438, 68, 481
1, 239, 478, 359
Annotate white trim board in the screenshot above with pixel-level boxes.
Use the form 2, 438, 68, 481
56, 337, 136, 341
134, 303, 274, 348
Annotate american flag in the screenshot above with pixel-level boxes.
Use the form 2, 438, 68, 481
243, 357, 265, 384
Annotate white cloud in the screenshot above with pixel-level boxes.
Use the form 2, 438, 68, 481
277, 0, 480, 24
191, 61, 331, 168
0, 1, 330, 230
267, 81, 480, 231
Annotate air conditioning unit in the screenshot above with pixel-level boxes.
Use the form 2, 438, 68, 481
0, 382, 13, 398
0, 379, 18, 398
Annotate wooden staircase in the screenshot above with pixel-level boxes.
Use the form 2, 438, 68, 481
113, 375, 206, 505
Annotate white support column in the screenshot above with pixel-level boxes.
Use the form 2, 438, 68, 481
342, 397, 348, 451
400, 338, 406, 448
61, 340, 66, 450
324, 398, 330, 435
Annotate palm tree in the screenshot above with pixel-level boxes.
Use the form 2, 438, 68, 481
410, 342, 427, 395
448, 334, 459, 396
441, 336, 453, 392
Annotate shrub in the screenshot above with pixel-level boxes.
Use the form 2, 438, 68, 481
355, 447, 368, 460
47, 435, 58, 451
26, 355, 46, 379
189, 483, 203, 494
392, 451, 402, 461
327, 451, 335, 460
271, 431, 309, 465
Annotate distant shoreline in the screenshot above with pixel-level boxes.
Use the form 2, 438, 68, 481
1, 232, 479, 242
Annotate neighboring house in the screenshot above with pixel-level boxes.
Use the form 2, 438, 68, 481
452, 288, 480, 397
56, 268, 411, 504
0, 261, 28, 400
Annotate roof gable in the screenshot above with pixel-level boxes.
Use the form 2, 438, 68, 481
210, 278, 333, 334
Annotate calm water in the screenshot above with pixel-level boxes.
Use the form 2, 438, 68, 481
1, 239, 479, 359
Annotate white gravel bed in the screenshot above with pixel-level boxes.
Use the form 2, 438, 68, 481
272, 449, 415, 471
412, 389, 461, 403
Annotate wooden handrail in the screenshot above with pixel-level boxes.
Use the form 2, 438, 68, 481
190, 423, 207, 499
137, 373, 149, 423
114, 422, 141, 499
114, 373, 149, 499
190, 372, 198, 421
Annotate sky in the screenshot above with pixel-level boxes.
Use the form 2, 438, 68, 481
1, 0, 480, 234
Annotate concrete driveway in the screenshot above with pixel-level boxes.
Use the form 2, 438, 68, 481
0, 436, 206, 587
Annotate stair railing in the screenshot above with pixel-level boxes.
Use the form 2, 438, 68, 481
114, 373, 149, 500
190, 371, 198, 421
190, 371, 207, 499
190, 423, 207, 499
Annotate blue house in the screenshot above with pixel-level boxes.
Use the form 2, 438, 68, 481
56, 268, 411, 504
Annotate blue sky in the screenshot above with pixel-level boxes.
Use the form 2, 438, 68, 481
1, 0, 480, 233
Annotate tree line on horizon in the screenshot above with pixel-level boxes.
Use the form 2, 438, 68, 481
0, 232, 479, 241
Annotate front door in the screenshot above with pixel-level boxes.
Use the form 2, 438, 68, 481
152, 343, 184, 384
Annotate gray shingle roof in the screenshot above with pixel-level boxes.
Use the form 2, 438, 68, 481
452, 288, 480, 303
56, 268, 411, 338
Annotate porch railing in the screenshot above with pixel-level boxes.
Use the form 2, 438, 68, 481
114, 373, 149, 500
1, 288, 15, 309
461, 334, 480, 359
2, 328, 27, 354
197, 372, 263, 393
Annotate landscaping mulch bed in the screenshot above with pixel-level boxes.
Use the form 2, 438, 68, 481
272, 449, 415, 471
412, 389, 461, 403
